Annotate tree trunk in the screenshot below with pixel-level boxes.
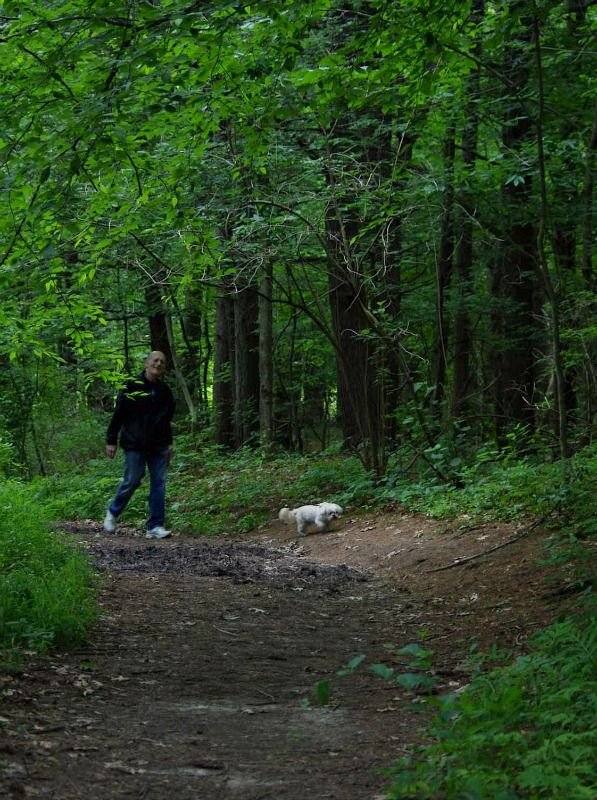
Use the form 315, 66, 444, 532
493, 8, 538, 442
213, 285, 235, 448
259, 262, 274, 449
452, 0, 484, 423
180, 283, 204, 409
145, 284, 172, 360
165, 312, 196, 423
328, 262, 384, 473
581, 101, 597, 293
432, 125, 456, 414
233, 284, 260, 448
532, 12, 569, 458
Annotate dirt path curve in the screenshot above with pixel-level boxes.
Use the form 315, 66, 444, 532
1, 512, 564, 800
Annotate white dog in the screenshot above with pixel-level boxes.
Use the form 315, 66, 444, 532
278, 502, 343, 537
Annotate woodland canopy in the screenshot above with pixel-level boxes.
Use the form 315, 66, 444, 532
0, 0, 595, 477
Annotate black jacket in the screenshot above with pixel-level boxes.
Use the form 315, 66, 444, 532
106, 373, 175, 453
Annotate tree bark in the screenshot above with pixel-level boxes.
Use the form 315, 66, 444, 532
145, 283, 172, 361
233, 284, 260, 448
259, 261, 274, 449
493, 7, 538, 441
452, 0, 484, 422
432, 125, 456, 413
213, 284, 235, 448
581, 101, 597, 293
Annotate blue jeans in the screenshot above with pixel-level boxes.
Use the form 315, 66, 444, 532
108, 449, 169, 530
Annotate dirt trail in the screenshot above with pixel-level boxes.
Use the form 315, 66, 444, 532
0, 512, 567, 799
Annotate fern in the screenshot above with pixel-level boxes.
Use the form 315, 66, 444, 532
386, 609, 597, 799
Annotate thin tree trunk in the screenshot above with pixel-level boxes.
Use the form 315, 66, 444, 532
432, 124, 456, 413
532, 10, 568, 457
259, 261, 274, 449
452, 0, 483, 422
214, 285, 235, 448
165, 311, 196, 424
233, 284, 260, 448
145, 283, 172, 360
581, 101, 597, 292
179, 283, 203, 408
493, 6, 538, 442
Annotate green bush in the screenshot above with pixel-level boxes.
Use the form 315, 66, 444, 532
379, 444, 596, 533
0, 481, 97, 662
167, 445, 361, 536
31, 459, 123, 522
386, 609, 597, 799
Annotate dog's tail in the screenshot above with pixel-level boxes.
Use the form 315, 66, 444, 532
278, 507, 295, 525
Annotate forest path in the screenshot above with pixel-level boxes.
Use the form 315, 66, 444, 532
1, 511, 564, 800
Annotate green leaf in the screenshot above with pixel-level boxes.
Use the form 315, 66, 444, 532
314, 679, 331, 706
395, 672, 434, 691
368, 663, 395, 681
336, 653, 366, 676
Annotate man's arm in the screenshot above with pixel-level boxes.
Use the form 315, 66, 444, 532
106, 386, 128, 453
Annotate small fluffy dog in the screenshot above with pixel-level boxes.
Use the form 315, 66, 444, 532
278, 502, 343, 537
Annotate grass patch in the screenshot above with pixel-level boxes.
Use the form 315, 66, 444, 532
386, 607, 597, 799
31, 440, 595, 544
379, 444, 596, 532
169, 446, 364, 536
0, 481, 97, 666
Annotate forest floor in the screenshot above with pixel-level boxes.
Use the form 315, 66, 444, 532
0, 508, 577, 800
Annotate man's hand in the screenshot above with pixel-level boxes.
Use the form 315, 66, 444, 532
106, 444, 117, 459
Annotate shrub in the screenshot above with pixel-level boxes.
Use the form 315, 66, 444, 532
0, 481, 97, 663
386, 608, 597, 799
167, 445, 361, 536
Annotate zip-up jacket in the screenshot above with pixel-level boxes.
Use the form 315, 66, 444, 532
106, 373, 175, 453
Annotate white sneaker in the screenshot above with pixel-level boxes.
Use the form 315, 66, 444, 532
103, 510, 117, 533
146, 526, 171, 539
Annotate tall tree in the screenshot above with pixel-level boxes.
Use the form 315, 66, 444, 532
452, 0, 484, 422
492, 4, 539, 440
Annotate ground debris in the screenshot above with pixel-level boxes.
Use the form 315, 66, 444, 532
85, 538, 369, 593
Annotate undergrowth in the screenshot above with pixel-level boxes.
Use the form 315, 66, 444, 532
33, 444, 364, 536
0, 481, 97, 667
32, 440, 596, 542
380, 442, 596, 534
386, 606, 597, 800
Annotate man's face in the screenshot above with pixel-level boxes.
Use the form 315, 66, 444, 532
145, 351, 167, 382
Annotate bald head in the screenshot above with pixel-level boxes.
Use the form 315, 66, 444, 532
144, 351, 167, 382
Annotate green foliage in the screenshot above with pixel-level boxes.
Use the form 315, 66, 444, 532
314, 678, 331, 706
0, 360, 113, 479
0, 427, 15, 478
307, 641, 438, 715
169, 445, 360, 536
30, 401, 107, 475
379, 444, 596, 535
31, 439, 362, 536
32, 467, 122, 522
341, 641, 437, 694
386, 609, 597, 799
35, 431, 596, 550
0, 481, 97, 664
0, 0, 594, 472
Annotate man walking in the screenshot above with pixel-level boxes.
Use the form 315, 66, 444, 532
103, 351, 176, 539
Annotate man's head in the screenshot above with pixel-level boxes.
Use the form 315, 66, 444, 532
144, 351, 167, 382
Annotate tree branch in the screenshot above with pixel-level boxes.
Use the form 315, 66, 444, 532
424, 517, 545, 573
